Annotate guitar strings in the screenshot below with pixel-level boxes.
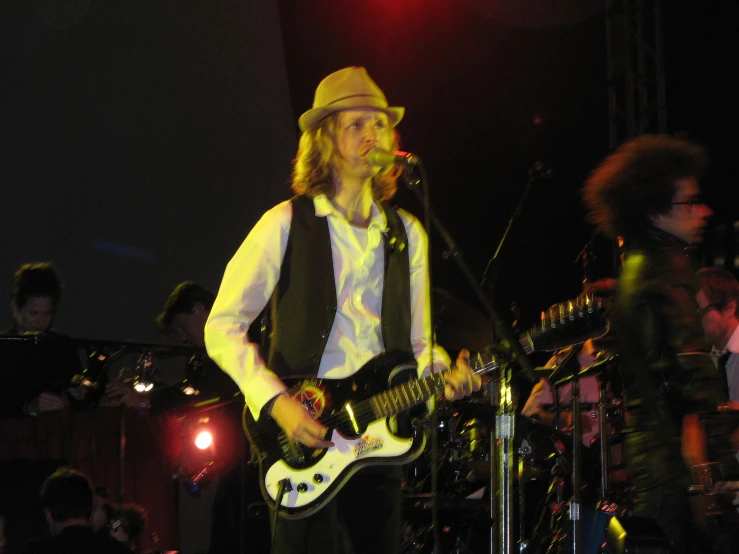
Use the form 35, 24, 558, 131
314, 359, 498, 431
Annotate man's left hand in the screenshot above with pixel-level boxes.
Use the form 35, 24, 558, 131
444, 348, 482, 401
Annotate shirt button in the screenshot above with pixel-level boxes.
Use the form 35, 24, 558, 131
319, 329, 329, 339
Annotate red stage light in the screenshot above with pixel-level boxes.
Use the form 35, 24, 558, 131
194, 430, 213, 450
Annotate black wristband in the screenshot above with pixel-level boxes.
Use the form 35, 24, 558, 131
264, 391, 287, 419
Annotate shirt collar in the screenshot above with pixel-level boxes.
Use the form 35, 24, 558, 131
726, 322, 739, 355
312, 194, 388, 231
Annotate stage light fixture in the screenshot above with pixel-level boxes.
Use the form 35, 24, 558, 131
132, 350, 156, 393
194, 430, 213, 450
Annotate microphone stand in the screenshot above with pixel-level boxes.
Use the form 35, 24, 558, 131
412, 161, 442, 554
402, 166, 537, 554
480, 162, 552, 291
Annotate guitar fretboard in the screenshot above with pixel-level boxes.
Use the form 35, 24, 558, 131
370, 372, 446, 420
362, 358, 499, 424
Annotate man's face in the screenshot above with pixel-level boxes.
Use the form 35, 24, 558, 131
12, 296, 56, 334
171, 304, 208, 347
696, 288, 736, 347
651, 177, 712, 244
334, 109, 393, 181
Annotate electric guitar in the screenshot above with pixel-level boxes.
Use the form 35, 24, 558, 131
244, 293, 608, 519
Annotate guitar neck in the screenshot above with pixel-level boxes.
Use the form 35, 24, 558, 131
368, 359, 498, 421
519, 333, 534, 355
370, 372, 445, 420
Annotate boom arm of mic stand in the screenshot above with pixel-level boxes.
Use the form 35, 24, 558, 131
405, 176, 537, 384
408, 174, 539, 384
480, 161, 552, 289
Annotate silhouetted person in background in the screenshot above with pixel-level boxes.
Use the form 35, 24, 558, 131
156, 281, 213, 348
697, 267, 739, 402
153, 281, 240, 405
0, 262, 83, 417
20, 467, 131, 554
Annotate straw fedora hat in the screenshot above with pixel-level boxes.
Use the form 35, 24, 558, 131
298, 66, 405, 132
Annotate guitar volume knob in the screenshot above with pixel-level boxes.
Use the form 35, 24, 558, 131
313, 474, 323, 484
297, 482, 308, 493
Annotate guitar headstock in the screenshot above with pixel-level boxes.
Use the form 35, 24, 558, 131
527, 293, 609, 352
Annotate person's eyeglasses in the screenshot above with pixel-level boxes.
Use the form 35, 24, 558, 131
672, 197, 705, 207
697, 303, 722, 318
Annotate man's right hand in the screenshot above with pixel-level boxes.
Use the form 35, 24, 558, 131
270, 394, 334, 449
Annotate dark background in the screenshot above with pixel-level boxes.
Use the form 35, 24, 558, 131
1, 0, 737, 344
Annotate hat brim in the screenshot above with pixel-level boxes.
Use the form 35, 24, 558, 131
299, 103, 404, 133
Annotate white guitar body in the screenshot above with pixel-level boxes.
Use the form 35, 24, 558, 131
263, 418, 424, 515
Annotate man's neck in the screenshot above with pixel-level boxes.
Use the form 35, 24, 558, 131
330, 178, 374, 226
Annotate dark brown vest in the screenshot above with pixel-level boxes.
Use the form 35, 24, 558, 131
267, 195, 413, 377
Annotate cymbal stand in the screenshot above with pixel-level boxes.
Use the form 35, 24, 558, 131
574, 355, 618, 505
549, 372, 583, 554
551, 355, 617, 553
497, 359, 515, 554
569, 375, 582, 554
597, 376, 610, 503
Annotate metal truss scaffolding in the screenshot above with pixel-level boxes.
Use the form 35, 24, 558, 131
605, 0, 666, 148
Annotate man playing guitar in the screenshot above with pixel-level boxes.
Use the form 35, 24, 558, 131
204, 66, 481, 554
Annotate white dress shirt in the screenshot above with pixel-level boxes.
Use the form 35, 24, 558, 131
720, 323, 739, 403
205, 195, 450, 419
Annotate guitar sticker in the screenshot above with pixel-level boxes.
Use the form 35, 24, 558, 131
354, 435, 384, 458
292, 382, 327, 418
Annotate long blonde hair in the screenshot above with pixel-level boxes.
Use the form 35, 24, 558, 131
291, 112, 402, 202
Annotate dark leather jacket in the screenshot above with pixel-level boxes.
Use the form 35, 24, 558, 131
613, 227, 729, 487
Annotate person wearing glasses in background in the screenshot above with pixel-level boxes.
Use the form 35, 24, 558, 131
696, 267, 739, 403
582, 134, 739, 553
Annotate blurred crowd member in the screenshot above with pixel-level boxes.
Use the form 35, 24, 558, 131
583, 134, 737, 553
697, 267, 739, 401
0, 263, 83, 417
109, 505, 147, 552
20, 467, 130, 554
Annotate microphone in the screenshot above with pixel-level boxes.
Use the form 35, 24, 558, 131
366, 148, 420, 167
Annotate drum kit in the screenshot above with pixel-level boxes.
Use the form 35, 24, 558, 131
399, 289, 628, 554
